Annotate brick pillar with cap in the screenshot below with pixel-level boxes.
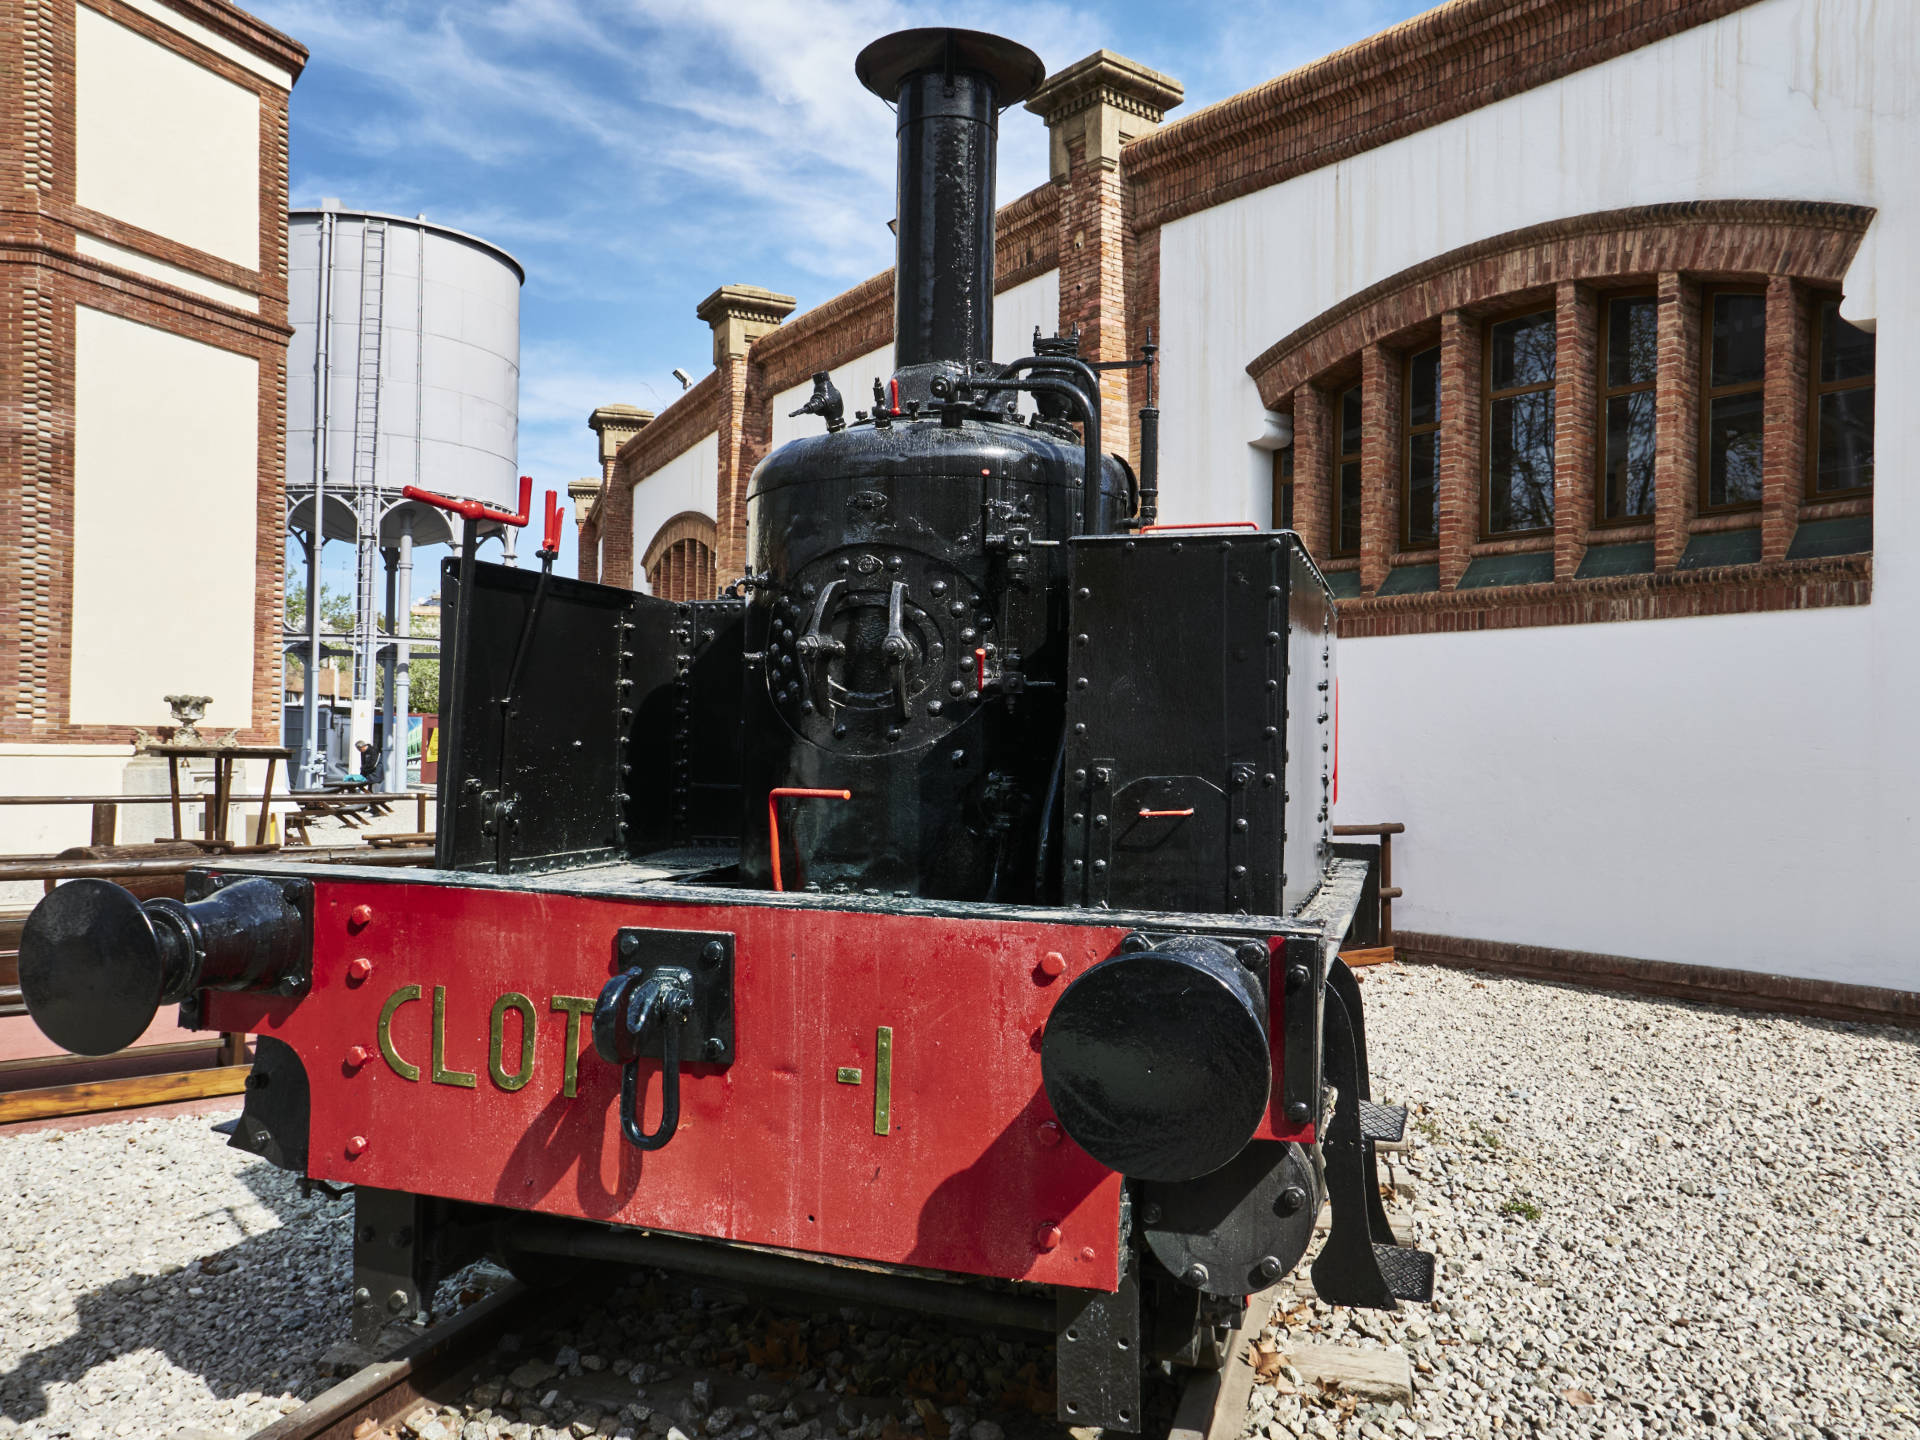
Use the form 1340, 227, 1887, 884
697, 284, 796, 580
587, 405, 651, 587
1027, 51, 1182, 472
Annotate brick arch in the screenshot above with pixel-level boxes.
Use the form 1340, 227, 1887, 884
1247, 200, 1874, 406
642, 512, 718, 602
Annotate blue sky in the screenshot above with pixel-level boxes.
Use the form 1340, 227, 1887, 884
253, 0, 1433, 591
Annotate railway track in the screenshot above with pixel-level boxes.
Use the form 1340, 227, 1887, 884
245, 1273, 1277, 1440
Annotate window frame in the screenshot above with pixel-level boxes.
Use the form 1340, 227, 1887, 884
1331, 382, 1364, 557
1806, 291, 1874, 499
1593, 287, 1659, 526
1697, 284, 1768, 514
1402, 344, 1441, 550
1480, 305, 1558, 540
1273, 445, 1295, 531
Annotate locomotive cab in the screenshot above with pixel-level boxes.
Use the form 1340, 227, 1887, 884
16, 26, 1430, 1431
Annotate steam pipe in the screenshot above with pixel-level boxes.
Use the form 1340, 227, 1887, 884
937, 374, 1102, 534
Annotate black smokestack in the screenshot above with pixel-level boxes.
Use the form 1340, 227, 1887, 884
856, 30, 1045, 388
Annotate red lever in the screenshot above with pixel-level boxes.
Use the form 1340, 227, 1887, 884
1140, 521, 1259, 534
974, 646, 988, 690
403, 473, 534, 527
540, 490, 562, 558
889, 378, 902, 416
767, 787, 852, 893
1138, 808, 1196, 818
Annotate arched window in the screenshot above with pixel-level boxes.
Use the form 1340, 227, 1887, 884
1247, 202, 1875, 634
641, 513, 719, 602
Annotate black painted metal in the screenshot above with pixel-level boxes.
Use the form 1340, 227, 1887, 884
439, 558, 654, 872
1056, 1266, 1144, 1431
502, 1217, 1056, 1334
594, 928, 735, 1152
1309, 970, 1436, 1309
18, 874, 309, 1055
1279, 933, 1325, 1129
740, 418, 1130, 898
1040, 934, 1270, 1182
352, 1186, 434, 1345
855, 29, 1044, 396
1137, 1140, 1321, 1299
229, 1034, 311, 1172
1065, 532, 1329, 916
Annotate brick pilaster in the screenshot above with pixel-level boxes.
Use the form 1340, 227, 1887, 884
1653, 273, 1700, 572
1552, 282, 1598, 579
1291, 384, 1332, 563
696, 284, 795, 578
599, 478, 634, 589
1358, 343, 1402, 594
1762, 275, 1809, 561
1436, 310, 1482, 589
1028, 51, 1183, 478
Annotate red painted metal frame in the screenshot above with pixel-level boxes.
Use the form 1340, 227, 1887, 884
203, 880, 1319, 1294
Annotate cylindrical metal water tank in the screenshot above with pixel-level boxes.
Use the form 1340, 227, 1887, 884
286, 207, 525, 519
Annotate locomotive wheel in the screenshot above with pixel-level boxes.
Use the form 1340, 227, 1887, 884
1141, 1267, 1232, 1371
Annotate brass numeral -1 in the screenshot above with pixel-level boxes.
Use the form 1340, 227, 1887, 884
873, 1025, 893, 1135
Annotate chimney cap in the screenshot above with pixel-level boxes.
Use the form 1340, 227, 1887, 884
855, 28, 1046, 108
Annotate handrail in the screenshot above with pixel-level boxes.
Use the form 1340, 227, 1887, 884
402, 473, 533, 528
1139, 521, 1260, 534
0, 791, 430, 807
1330, 821, 1405, 938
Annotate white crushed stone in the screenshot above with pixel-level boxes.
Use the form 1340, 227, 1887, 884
0, 1109, 347, 1439
1243, 964, 1920, 1440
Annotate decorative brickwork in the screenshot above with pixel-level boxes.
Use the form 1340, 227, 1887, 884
1247, 202, 1872, 405
0, 0, 305, 745
1122, 0, 1771, 234
1651, 272, 1700, 572
1257, 203, 1875, 635
1337, 552, 1868, 639
1761, 275, 1810, 561
642, 512, 718, 601
698, 286, 795, 580
1029, 53, 1181, 466
1552, 282, 1598, 578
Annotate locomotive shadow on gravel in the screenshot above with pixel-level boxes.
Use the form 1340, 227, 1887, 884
11, 24, 1432, 1434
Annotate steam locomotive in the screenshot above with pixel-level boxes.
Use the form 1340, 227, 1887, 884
17, 28, 1430, 1430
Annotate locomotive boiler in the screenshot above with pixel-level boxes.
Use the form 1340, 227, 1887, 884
17, 27, 1430, 1429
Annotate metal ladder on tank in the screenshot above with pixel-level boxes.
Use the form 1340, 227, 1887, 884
350, 220, 386, 708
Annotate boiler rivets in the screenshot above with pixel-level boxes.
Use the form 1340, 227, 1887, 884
1256, 1256, 1283, 1281
1038, 951, 1066, 979
1277, 1185, 1308, 1216
348, 904, 373, 929
346, 1135, 369, 1157
1182, 1263, 1209, 1287
346, 957, 373, 982
345, 1045, 370, 1068
1036, 1119, 1063, 1145
1036, 1223, 1063, 1252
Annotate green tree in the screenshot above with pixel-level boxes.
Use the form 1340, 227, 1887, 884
404, 610, 440, 715
283, 583, 357, 694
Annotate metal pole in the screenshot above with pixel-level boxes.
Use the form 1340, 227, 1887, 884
381, 537, 399, 792
301, 210, 336, 789
390, 511, 414, 793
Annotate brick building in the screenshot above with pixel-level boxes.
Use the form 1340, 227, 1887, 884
578, 0, 1911, 1018
0, 0, 305, 852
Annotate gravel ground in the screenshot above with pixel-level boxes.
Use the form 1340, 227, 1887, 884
1244, 965, 1920, 1440
1, 965, 1913, 1440
0, 1109, 347, 1438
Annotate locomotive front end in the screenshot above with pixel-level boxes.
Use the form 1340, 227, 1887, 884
15, 25, 1430, 1432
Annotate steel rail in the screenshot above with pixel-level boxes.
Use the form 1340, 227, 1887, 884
244, 1282, 536, 1440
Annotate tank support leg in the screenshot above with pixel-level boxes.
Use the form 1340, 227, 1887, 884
1056, 1266, 1143, 1432
351, 1187, 435, 1346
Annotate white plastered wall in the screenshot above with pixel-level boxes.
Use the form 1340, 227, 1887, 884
630, 430, 720, 594
69, 308, 260, 731
75, 5, 260, 269
1155, 0, 1918, 991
